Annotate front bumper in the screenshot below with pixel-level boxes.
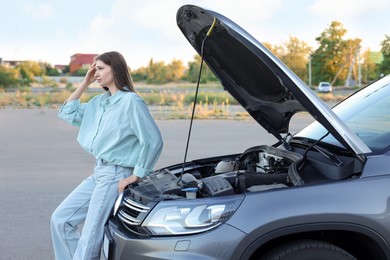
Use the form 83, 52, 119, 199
104, 218, 252, 260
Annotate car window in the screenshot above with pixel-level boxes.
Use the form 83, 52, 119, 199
297, 77, 390, 153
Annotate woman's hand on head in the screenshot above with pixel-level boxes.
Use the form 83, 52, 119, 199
83, 61, 97, 86
118, 175, 139, 193
66, 61, 97, 101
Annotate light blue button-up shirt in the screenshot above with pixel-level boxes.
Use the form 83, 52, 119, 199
58, 90, 163, 178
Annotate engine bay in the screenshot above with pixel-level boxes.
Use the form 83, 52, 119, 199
127, 145, 311, 203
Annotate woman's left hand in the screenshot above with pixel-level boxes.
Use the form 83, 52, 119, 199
118, 175, 139, 193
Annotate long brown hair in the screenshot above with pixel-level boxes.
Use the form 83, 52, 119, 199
95, 51, 135, 92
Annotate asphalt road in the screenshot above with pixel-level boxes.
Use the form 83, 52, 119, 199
0, 109, 313, 259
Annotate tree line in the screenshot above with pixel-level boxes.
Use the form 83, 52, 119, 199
1, 20, 389, 89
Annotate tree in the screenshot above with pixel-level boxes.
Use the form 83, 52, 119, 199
342, 38, 362, 86
311, 21, 349, 85
380, 35, 390, 76
132, 59, 185, 84
262, 42, 284, 57
132, 66, 148, 82
62, 65, 70, 74
17, 60, 44, 85
19, 61, 43, 76
361, 48, 380, 83
40, 62, 60, 76
184, 55, 217, 83
72, 68, 88, 77
167, 59, 185, 82
185, 57, 202, 83
46, 68, 61, 76
262, 38, 312, 83
281, 36, 312, 82
146, 58, 168, 84
0, 66, 19, 88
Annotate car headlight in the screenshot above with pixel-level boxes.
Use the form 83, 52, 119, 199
142, 195, 243, 235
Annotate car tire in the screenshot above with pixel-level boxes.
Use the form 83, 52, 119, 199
260, 239, 356, 260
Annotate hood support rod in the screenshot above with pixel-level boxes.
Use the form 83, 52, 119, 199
177, 17, 217, 185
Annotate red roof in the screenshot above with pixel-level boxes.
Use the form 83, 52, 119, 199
70, 53, 98, 64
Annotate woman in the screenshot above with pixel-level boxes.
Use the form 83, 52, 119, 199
51, 51, 163, 260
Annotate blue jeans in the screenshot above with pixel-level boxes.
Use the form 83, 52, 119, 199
51, 160, 132, 260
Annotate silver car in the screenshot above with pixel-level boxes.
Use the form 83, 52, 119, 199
103, 4, 390, 260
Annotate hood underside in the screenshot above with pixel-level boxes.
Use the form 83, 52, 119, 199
176, 5, 371, 155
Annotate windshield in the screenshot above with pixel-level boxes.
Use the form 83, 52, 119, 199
296, 75, 390, 154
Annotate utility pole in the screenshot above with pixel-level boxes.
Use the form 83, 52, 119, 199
358, 47, 361, 87
308, 55, 312, 87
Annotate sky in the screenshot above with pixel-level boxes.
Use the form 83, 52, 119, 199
1, 0, 389, 69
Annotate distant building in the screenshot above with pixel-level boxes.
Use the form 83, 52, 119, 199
54, 64, 67, 74
69, 53, 98, 74
1, 60, 23, 69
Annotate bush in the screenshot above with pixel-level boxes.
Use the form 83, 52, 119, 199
183, 92, 237, 105
0, 67, 19, 89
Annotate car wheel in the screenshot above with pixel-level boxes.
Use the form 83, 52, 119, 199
260, 239, 356, 260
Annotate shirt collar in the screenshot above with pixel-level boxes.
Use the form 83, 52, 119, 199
109, 90, 126, 105
100, 90, 127, 107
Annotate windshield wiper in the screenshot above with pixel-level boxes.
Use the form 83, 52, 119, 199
295, 133, 344, 171
309, 144, 344, 167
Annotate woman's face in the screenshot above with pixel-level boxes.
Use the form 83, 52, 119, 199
94, 60, 115, 89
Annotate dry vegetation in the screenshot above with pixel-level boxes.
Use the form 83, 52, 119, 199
0, 84, 348, 119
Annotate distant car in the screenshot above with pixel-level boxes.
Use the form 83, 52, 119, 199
103, 4, 390, 260
317, 81, 333, 92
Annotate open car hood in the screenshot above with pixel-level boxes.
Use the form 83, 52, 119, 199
176, 5, 371, 155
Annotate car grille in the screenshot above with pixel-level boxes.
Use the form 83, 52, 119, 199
115, 169, 181, 234
117, 197, 150, 226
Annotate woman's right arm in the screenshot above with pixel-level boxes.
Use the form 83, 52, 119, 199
58, 62, 97, 126
67, 61, 97, 102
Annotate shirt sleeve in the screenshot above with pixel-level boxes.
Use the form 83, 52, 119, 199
58, 99, 87, 127
129, 98, 163, 178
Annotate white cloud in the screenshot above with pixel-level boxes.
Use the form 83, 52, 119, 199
77, 15, 120, 55
310, 0, 389, 17
88, 15, 114, 34
72, 0, 305, 67
212, 0, 282, 22
109, 0, 187, 40
3, 0, 386, 67
108, 0, 283, 40
20, 3, 53, 18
